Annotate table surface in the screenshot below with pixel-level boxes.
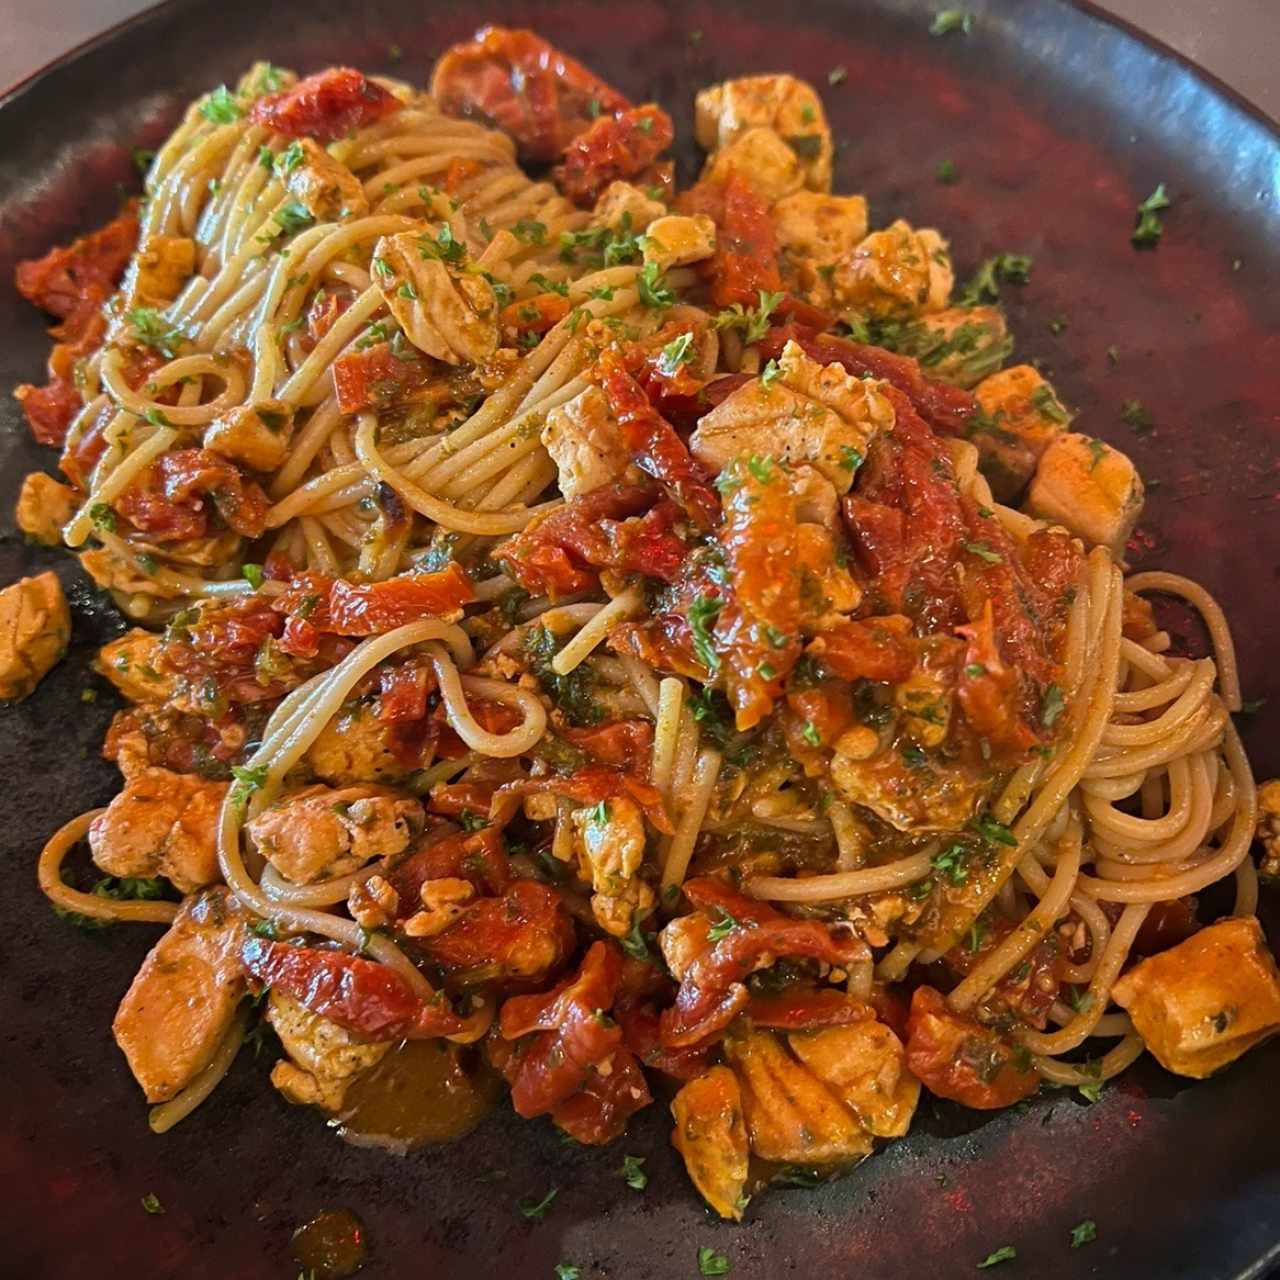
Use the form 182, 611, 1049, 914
1, 0, 1277, 120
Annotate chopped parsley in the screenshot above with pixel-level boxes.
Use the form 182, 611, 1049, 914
621, 1154, 648, 1191
132, 147, 155, 175
638, 261, 674, 309
828, 66, 848, 86
688, 595, 724, 674
524, 626, 603, 726
839, 444, 864, 472
512, 218, 548, 246
1120, 398, 1152, 431
801, 720, 822, 748
931, 9, 974, 36
656, 331, 695, 377
241, 563, 264, 590
89, 502, 116, 532
931, 843, 971, 885
272, 201, 314, 237
229, 763, 269, 813
620, 914, 655, 964
518, 1187, 559, 1221
760, 358, 782, 390
1132, 183, 1170, 248
1040, 683, 1065, 729
746, 455, 775, 484
971, 815, 1017, 847
140, 1193, 165, 1215
275, 140, 305, 175
936, 158, 958, 184
418, 222, 465, 264
956, 253, 1032, 305
714, 288, 784, 345
977, 1245, 1016, 1269
1086, 437, 1108, 470
458, 811, 490, 833
964, 541, 1003, 564
554, 1266, 580, 1280
200, 85, 243, 124
1030, 385, 1069, 424
530, 272, 570, 297
698, 1247, 732, 1276
706, 907, 739, 943
127, 307, 185, 358
1070, 1220, 1097, 1248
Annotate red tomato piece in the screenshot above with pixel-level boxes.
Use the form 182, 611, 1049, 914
708, 173, 783, 309
15, 374, 82, 447
956, 599, 1038, 755
807, 616, 916, 684
333, 341, 438, 414
746, 986, 874, 1032
555, 104, 674, 206
491, 763, 673, 834
385, 827, 510, 901
904, 985, 1040, 1109
377, 657, 435, 722
115, 447, 269, 542
425, 779, 496, 819
431, 26, 631, 163
561, 719, 654, 773
240, 936, 473, 1039
551, 1046, 652, 1144
499, 292, 571, 336
249, 67, 402, 142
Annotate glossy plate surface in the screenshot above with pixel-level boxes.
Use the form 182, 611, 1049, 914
0, 2, 1277, 1276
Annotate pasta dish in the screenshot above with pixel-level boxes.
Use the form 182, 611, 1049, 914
9, 27, 1280, 1220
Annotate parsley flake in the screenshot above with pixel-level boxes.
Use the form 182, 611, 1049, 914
518, 1187, 559, 1221
698, 1247, 731, 1276
931, 9, 974, 36
977, 1245, 1016, 1268
1070, 1220, 1097, 1248
621, 1154, 648, 1190
1132, 183, 1170, 248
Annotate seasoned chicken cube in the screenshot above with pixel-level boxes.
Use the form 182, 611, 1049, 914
0, 571, 70, 700
266, 989, 392, 1111
831, 745, 987, 832
284, 137, 369, 221
970, 364, 1070, 500
775, 191, 868, 268
893, 668, 954, 750
791, 464, 839, 527
886, 306, 1012, 390
591, 180, 667, 233
788, 1021, 920, 1138
1025, 432, 1144, 555
695, 74, 833, 191
671, 1066, 750, 1221
701, 127, 804, 205
659, 911, 713, 981
80, 545, 183, 600
570, 793, 654, 938
539, 384, 631, 500
1256, 780, 1280, 879
641, 214, 717, 272
724, 1029, 873, 1164
95, 629, 176, 703
112, 887, 246, 1102
833, 220, 952, 318
15, 472, 76, 546
247, 784, 424, 884
374, 230, 498, 366
120, 234, 196, 312
89, 766, 227, 892
204, 399, 294, 472
690, 338, 894, 489
307, 705, 414, 785
1111, 917, 1280, 1078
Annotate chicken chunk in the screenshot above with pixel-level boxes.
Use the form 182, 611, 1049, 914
591, 180, 667, 233
0, 571, 70, 700
374, 230, 499, 366
775, 191, 868, 267
695, 74, 833, 192
204, 399, 295, 473
701, 127, 804, 205
89, 766, 227, 892
112, 887, 246, 1103
95, 628, 176, 703
247, 784, 424, 884
641, 214, 717, 272
833, 220, 952, 319
971, 364, 1070, 501
539, 384, 631, 500
1256, 780, 1280, 879
569, 793, 654, 938
690, 338, 894, 489
659, 911, 714, 982
15, 472, 76, 546
1111, 916, 1280, 1079
1025, 432, 1144, 556
788, 1021, 920, 1138
307, 705, 413, 785
724, 1028, 874, 1164
80, 545, 183, 600
885, 305, 1012, 390
266, 989, 392, 1111
284, 137, 369, 221
831, 744, 987, 832
671, 1066, 750, 1221
120, 234, 196, 312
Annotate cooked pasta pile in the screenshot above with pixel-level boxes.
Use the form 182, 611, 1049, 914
12, 27, 1278, 1219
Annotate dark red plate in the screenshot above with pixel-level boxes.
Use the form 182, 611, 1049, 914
1, 2, 1278, 1277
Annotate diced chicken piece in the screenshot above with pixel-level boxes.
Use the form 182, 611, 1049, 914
671, 1066, 750, 1221
701, 127, 804, 205
831, 746, 987, 832
791, 464, 838, 527
893, 668, 953, 750
695, 74, 833, 192
886, 306, 1012, 390
569, 793, 654, 938
659, 911, 713, 981
1111, 916, 1280, 1079
788, 1021, 920, 1138
307, 705, 414, 785
80, 546, 182, 599
247, 784, 424, 884
89, 766, 227, 892
690, 338, 894, 489
374, 230, 499, 366
266, 989, 392, 1111
970, 364, 1071, 501
1025, 432, 1144, 556
591, 180, 667, 233
796, 522, 862, 621
1256, 780, 1280, 879
775, 191, 869, 304
724, 1029, 874, 1164
112, 887, 246, 1102
204, 399, 295, 472
833, 220, 952, 319
539, 384, 631, 501
15, 472, 76, 546
284, 137, 369, 220
641, 214, 717, 272
95, 628, 176, 703
0, 572, 70, 701
120, 234, 196, 312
